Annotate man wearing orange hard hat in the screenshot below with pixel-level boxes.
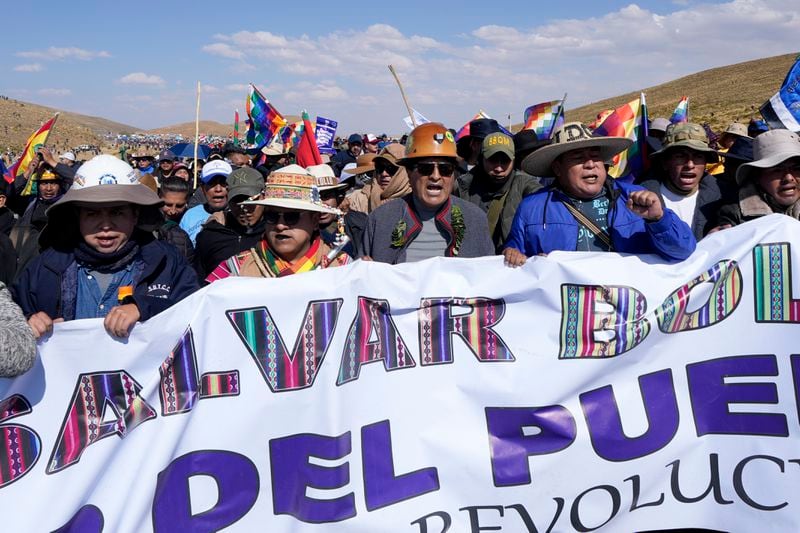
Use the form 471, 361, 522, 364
362, 123, 493, 263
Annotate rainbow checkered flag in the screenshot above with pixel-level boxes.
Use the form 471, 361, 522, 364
593, 93, 649, 181
246, 85, 287, 148
454, 110, 491, 141
670, 96, 689, 124
523, 99, 564, 139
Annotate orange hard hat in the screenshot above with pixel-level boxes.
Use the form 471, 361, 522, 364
400, 123, 457, 163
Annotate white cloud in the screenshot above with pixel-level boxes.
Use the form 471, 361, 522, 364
38, 88, 71, 96
17, 47, 111, 61
137, 0, 800, 131
118, 72, 165, 86
202, 43, 244, 60
14, 63, 43, 72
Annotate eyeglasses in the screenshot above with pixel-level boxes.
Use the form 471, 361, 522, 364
374, 161, 398, 175
264, 211, 303, 225
413, 161, 455, 177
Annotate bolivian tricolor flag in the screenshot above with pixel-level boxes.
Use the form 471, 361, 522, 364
4, 114, 58, 189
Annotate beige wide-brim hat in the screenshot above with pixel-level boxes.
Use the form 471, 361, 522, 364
41, 155, 163, 247
736, 129, 800, 184
307, 164, 347, 192
521, 122, 632, 176
47, 155, 162, 215
243, 164, 341, 215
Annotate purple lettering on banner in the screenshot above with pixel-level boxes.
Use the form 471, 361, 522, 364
159, 328, 239, 416
0, 394, 41, 489
418, 297, 514, 365
269, 431, 356, 523
580, 369, 679, 461
52, 504, 104, 533
752, 243, 800, 323
47, 371, 157, 474
687, 355, 788, 437
656, 260, 742, 333
152, 450, 258, 532
362, 420, 439, 511
791, 355, 800, 425
338, 297, 415, 385
485, 406, 577, 487
559, 285, 650, 359
227, 299, 343, 392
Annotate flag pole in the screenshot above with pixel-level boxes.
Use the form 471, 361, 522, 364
193, 81, 201, 190
388, 65, 417, 128
41, 112, 60, 150
550, 93, 568, 140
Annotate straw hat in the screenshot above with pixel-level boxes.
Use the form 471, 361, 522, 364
307, 164, 347, 191
243, 164, 340, 214
521, 122, 632, 176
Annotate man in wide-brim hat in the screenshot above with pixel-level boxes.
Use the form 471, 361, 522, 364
639, 122, 724, 240
206, 164, 351, 281
11, 155, 198, 339
716, 129, 800, 228
504, 122, 696, 266
130, 152, 156, 176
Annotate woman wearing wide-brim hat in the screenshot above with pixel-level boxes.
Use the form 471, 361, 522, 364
11, 155, 199, 339
347, 144, 412, 215
716, 129, 800, 228
206, 164, 352, 281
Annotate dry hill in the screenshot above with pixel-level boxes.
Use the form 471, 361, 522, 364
145, 121, 232, 137
0, 98, 136, 153
146, 115, 304, 138
563, 52, 798, 132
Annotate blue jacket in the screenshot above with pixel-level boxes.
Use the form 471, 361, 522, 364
12, 237, 199, 322
505, 180, 696, 261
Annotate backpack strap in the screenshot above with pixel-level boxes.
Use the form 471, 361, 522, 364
560, 200, 614, 251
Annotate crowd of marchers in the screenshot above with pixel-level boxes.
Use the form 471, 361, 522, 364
1, 116, 799, 378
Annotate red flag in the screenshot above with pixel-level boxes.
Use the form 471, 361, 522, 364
295, 111, 322, 167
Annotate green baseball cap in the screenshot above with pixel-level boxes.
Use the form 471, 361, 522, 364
650, 122, 719, 163
482, 132, 515, 160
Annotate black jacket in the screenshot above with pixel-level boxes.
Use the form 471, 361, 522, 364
11, 236, 199, 321
156, 220, 195, 265
194, 213, 266, 280
456, 167, 542, 253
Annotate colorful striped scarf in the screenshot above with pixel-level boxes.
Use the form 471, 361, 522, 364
258, 236, 322, 277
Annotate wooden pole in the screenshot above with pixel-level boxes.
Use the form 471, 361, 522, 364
388, 65, 417, 128
193, 81, 201, 189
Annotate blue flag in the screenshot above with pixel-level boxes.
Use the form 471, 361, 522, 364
760, 56, 800, 132
314, 116, 338, 155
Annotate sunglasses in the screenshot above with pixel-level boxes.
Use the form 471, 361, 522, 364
375, 161, 398, 175
320, 189, 346, 201
413, 161, 455, 177
264, 211, 303, 225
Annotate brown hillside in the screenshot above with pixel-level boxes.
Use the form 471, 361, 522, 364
563, 53, 799, 132
146, 115, 304, 138
145, 121, 232, 137
0, 98, 137, 153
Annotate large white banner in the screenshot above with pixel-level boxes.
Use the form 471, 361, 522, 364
2, 215, 800, 532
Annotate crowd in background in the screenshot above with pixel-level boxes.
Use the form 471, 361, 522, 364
1, 114, 799, 378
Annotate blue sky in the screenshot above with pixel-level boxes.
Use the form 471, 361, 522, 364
1, 0, 798, 135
